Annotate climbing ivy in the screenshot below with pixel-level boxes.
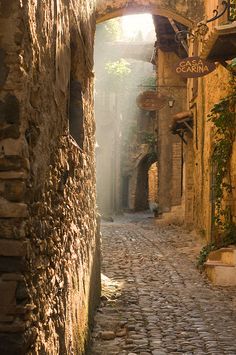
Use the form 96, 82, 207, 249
207, 59, 236, 238
140, 132, 157, 163
229, 0, 236, 21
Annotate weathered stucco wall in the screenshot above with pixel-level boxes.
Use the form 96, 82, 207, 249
96, 0, 204, 26
0, 1, 100, 354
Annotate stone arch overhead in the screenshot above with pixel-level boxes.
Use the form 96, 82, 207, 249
96, 0, 204, 27
135, 149, 157, 169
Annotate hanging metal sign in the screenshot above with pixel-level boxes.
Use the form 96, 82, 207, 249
175, 56, 216, 78
136, 91, 167, 111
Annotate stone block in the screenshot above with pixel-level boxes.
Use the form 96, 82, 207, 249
0, 170, 28, 180
4, 181, 26, 202
1, 137, 28, 157
0, 156, 23, 171
0, 257, 25, 272
0, 198, 28, 218
0, 333, 25, 355
0, 219, 25, 239
1, 94, 20, 124
0, 322, 25, 333
205, 262, 236, 286
2, 273, 24, 281
0, 125, 20, 140
0, 240, 26, 257
0, 49, 9, 88
0, 315, 14, 322
0, 181, 4, 194
0, 281, 17, 305
0, 305, 29, 315
16, 281, 29, 302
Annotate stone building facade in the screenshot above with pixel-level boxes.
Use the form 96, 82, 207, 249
184, 0, 236, 240
0, 1, 100, 354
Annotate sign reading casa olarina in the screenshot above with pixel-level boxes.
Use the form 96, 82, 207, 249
175, 56, 216, 78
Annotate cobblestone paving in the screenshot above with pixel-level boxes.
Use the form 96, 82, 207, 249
90, 214, 236, 355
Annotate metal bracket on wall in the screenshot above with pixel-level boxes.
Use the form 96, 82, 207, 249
207, 0, 236, 23
168, 18, 189, 54
177, 132, 187, 145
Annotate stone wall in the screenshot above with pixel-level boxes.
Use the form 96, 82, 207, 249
96, 0, 204, 27
0, 1, 100, 354
184, 0, 236, 238
186, 64, 236, 240
157, 50, 187, 213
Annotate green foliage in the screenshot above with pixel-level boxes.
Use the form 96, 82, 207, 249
229, 0, 236, 21
140, 132, 156, 146
231, 57, 236, 68
105, 59, 131, 80
96, 19, 121, 42
140, 132, 157, 162
197, 243, 217, 270
207, 59, 236, 235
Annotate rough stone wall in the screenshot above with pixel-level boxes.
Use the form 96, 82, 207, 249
0, 1, 100, 354
184, 0, 236, 238
187, 65, 236, 240
96, 0, 204, 26
172, 142, 182, 206
157, 50, 186, 213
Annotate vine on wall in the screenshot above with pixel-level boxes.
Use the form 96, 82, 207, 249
208, 59, 236, 239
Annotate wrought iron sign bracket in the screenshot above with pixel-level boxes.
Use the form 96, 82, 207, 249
206, 0, 236, 23
175, 1, 236, 45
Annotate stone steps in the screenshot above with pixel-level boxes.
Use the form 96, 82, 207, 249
207, 247, 236, 265
204, 247, 236, 286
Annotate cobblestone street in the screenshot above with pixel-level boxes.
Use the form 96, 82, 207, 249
90, 214, 236, 355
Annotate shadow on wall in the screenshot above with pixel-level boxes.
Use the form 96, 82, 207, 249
134, 153, 157, 211
69, 80, 84, 149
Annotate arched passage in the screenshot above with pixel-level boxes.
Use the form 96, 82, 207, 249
96, 0, 204, 27
134, 154, 157, 211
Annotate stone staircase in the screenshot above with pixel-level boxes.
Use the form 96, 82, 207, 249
204, 247, 236, 286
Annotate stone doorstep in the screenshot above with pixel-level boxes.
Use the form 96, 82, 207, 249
207, 247, 236, 266
204, 262, 236, 286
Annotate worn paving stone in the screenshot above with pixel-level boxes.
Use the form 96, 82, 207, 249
90, 213, 236, 355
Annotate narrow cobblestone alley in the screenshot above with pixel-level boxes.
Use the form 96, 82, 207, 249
90, 214, 236, 355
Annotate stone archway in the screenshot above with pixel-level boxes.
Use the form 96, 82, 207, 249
134, 154, 157, 211
96, 0, 204, 27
